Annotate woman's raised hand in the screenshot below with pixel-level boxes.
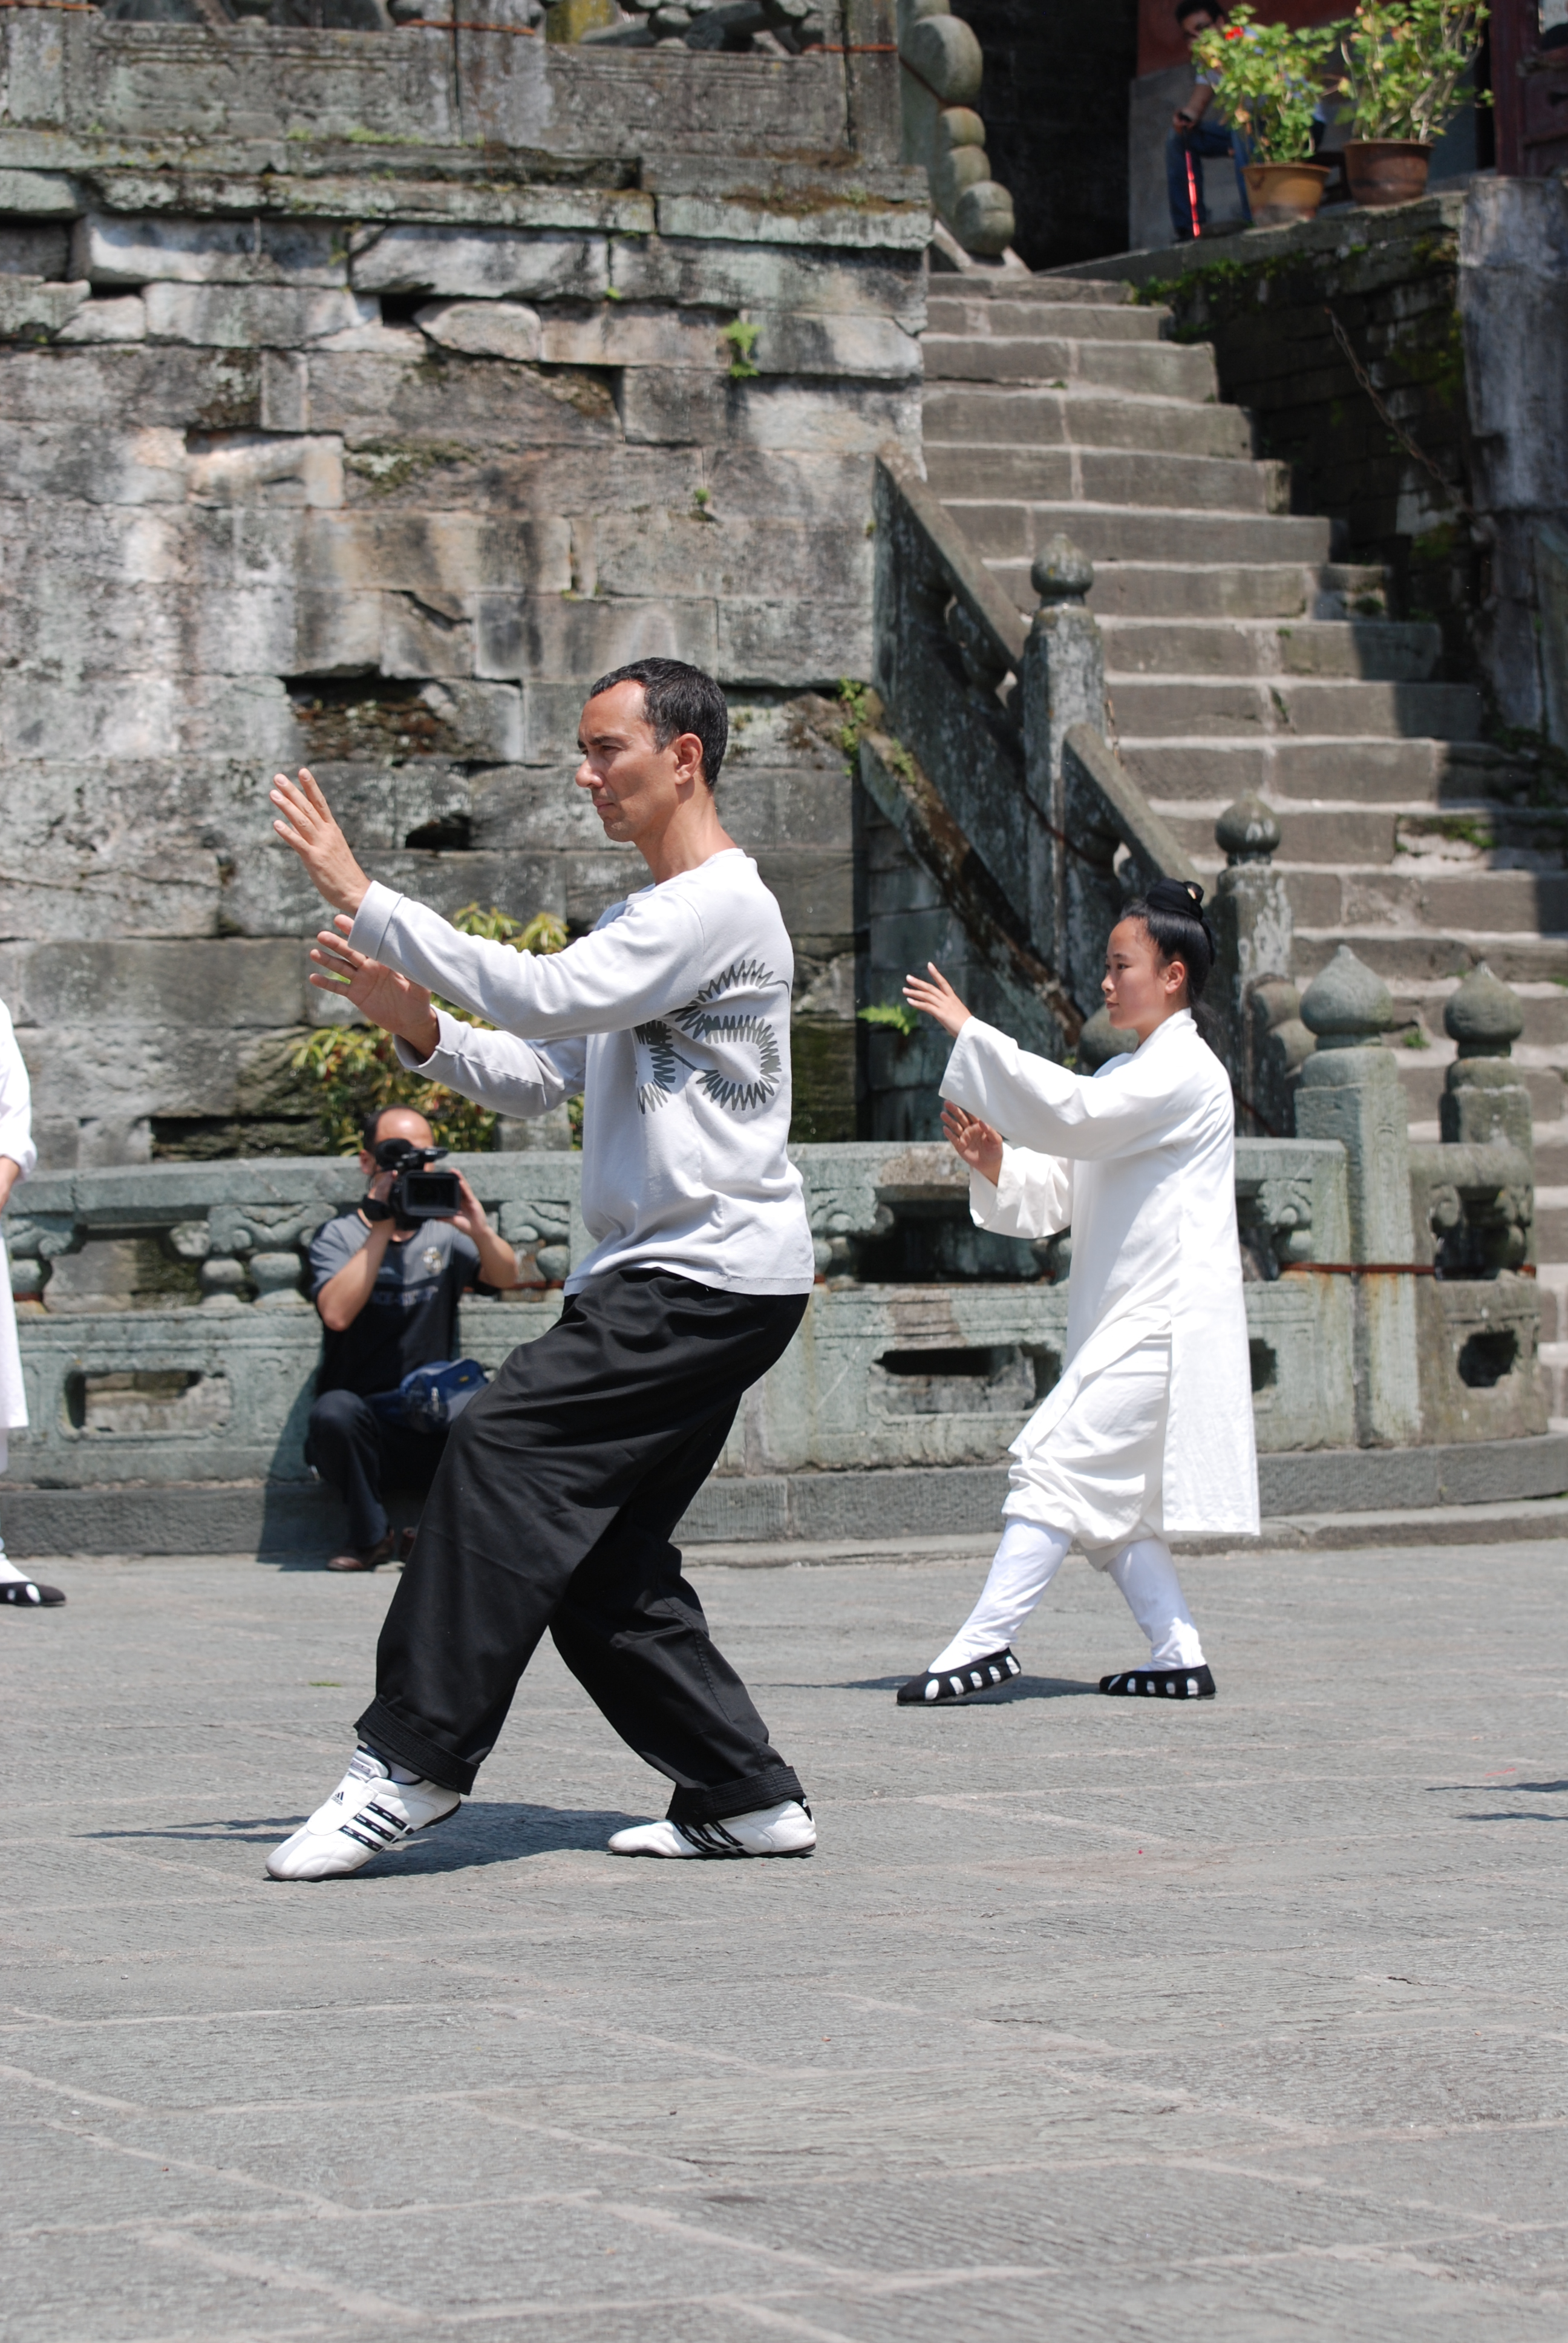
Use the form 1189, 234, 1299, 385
903, 962, 973, 1040
941, 1102, 1004, 1187
271, 768, 372, 916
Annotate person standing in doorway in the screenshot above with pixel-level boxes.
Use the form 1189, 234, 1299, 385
1167, 0, 1254, 240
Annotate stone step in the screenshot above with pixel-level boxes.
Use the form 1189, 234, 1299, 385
938, 496, 1334, 565
1108, 677, 1483, 739
924, 442, 1287, 513
1166, 799, 1568, 875
1267, 859, 1568, 932
924, 305, 1169, 348
1163, 801, 1401, 865
1117, 736, 1523, 805
1099, 618, 1443, 682
918, 388, 1254, 458
1290, 925, 1568, 989
923, 338, 1218, 401
930, 274, 1134, 307
1041, 560, 1385, 622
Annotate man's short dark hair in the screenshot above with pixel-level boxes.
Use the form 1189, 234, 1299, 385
584, 658, 729, 790
361, 1105, 397, 1152
1175, 0, 1221, 21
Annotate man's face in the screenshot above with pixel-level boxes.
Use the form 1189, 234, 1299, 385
358, 1107, 434, 1178
1181, 7, 1218, 40
573, 680, 702, 847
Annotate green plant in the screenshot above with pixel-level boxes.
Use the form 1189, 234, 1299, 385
858, 1001, 920, 1038
1334, 0, 1488, 143
289, 902, 572, 1153
720, 318, 760, 381
1191, 5, 1341, 162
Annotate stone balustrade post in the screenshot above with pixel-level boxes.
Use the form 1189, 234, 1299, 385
1442, 962, 1532, 1163
1209, 793, 1313, 1137
1295, 946, 1422, 1445
1020, 536, 1103, 975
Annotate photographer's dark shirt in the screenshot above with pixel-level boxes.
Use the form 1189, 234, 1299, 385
309, 1210, 483, 1400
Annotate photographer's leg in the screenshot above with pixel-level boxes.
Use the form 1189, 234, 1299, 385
306, 1391, 392, 1567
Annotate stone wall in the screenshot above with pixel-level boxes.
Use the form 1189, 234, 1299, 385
0, 14, 923, 1167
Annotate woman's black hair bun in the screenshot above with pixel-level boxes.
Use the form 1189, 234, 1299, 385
1145, 877, 1206, 920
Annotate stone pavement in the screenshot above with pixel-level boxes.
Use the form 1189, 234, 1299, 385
5, 1539, 1568, 2341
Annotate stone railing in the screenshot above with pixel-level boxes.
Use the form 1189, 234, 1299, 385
895, 0, 1015, 261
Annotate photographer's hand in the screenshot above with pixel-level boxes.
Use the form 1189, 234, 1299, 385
310, 919, 440, 1062
271, 769, 372, 916
448, 1172, 522, 1291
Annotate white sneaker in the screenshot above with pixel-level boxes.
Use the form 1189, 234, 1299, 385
266, 1748, 459, 1880
607, 1798, 815, 1860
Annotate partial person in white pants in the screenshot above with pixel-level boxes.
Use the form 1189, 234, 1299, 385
0, 998, 63, 1609
896, 877, 1258, 1706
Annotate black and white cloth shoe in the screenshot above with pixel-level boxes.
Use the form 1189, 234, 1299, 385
1100, 1665, 1215, 1700
1, 1576, 65, 1606
896, 1649, 1022, 1706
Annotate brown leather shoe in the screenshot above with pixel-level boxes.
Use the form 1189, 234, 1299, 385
325, 1532, 395, 1574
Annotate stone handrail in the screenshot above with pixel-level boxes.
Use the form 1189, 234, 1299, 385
895, 0, 1014, 258
1056, 723, 1198, 1017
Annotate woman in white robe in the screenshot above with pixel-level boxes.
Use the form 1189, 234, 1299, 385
0, 1000, 61, 1607
897, 879, 1256, 1704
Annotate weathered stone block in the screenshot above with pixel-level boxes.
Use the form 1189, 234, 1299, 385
0, 169, 81, 217
717, 597, 873, 688
476, 592, 719, 680
750, 310, 921, 380
0, 421, 189, 506
414, 299, 542, 361
53, 295, 148, 345
0, 275, 87, 338
351, 226, 610, 301
307, 349, 619, 444
289, 510, 573, 597
540, 306, 725, 369
10, 939, 309, 1031
186, 434, 344, 508
586, 513, 872, 603
607, 235, 924, 329
647, 159, 930, 251
0, 344, 263, 429
379, 592, 475, 680
144, 283, 374, 348
72, 215, 350, 289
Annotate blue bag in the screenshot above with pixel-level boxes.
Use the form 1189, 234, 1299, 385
368, 1358, 489, 1434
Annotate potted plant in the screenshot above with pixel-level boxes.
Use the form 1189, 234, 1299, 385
1191, 6, 1342, 226
1335, 0, 1489, 206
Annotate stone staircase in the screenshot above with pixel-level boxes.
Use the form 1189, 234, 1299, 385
922, 271, 1568, 1412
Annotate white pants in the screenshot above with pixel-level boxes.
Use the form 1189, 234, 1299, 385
929, 1519, 1206, 1674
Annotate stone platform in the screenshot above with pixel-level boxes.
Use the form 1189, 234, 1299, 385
6, 1539, 1568, 2340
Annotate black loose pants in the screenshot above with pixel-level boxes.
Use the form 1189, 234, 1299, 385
358, 1268, 809, 1824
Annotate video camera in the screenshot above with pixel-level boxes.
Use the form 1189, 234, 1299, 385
371, 1137, 463, 1225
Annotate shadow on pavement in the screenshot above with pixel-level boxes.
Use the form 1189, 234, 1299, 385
839, 1673, 1099, 1701
85, 1804, 640, 1869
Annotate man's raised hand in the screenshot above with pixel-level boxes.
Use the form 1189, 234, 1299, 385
271, 768, 372, 916
310, 917, 440, 1062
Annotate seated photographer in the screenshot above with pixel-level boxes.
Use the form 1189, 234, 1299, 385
307, 1104, 520, 1573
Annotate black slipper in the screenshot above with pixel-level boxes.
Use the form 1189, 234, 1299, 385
896, 1648, 1021, 1706
1, 1579, 65, 1607
1100, 1665, 1214, 1699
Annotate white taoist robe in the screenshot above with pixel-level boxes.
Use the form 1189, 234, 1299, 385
351, 848, 814, 1298
941, 1009, 1259, 1544
0, 1000, 36, 1473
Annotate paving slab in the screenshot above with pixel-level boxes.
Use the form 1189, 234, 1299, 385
5, 1540, 1568, 2341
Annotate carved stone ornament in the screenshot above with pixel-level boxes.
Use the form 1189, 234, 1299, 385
1031, 536, 1094, 606
1444, 962, 1524, 1058
1298, 945, 1395, 1049
1215, 792, 1282, 865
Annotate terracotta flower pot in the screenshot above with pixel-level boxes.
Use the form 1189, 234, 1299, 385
1242, 160, 1333, 228
1342, 140, 1433, 208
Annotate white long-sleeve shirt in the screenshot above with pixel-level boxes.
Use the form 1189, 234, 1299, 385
351, 848, 814, 1297
942, 1010, 1258, 1538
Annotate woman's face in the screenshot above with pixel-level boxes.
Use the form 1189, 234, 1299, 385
1103, 918, 1190, 1043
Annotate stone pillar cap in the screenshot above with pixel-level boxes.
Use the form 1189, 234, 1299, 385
1215, 791, 1281, 864
1299, 945, 1394, 1047
1031, 535, 1093, 604
1444, 960, 1523, 1057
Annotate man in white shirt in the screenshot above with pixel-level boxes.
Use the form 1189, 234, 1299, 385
264, 660, 818, 1878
